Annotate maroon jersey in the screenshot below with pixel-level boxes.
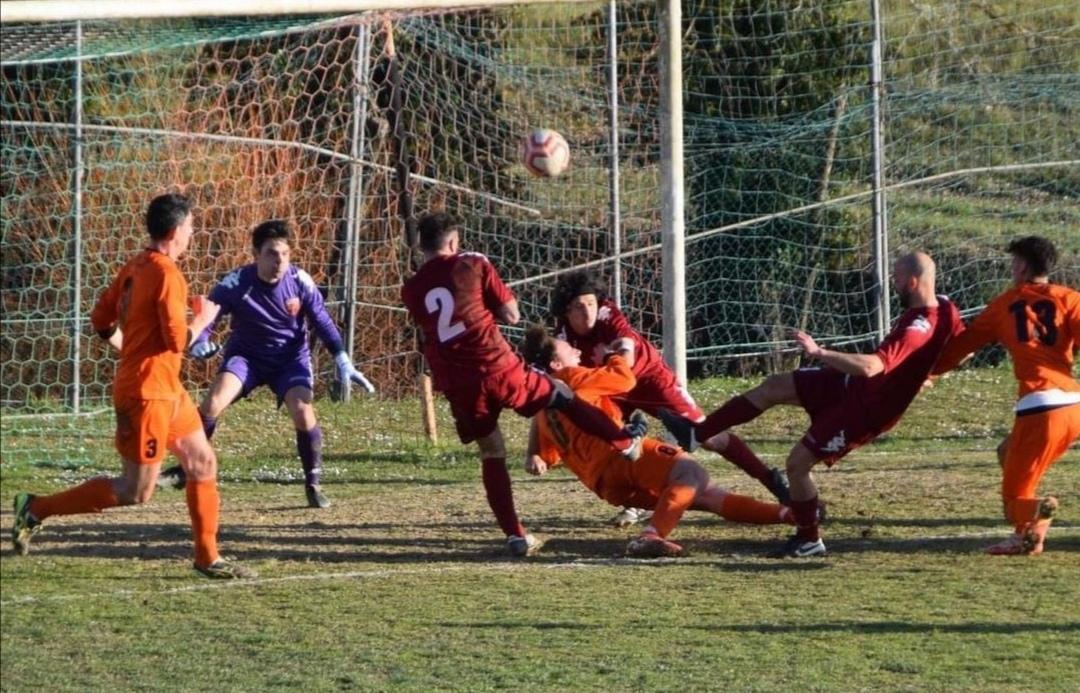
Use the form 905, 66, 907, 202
854, 296, 963, 430
402, 252, 519, 389
555, 299, 664, 376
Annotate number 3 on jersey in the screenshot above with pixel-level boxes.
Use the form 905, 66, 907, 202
425, 287, 466, 343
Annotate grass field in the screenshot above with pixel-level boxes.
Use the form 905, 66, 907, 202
2, 365, 1078, 692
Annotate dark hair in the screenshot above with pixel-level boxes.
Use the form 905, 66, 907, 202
1007, 236, 1057, 277
251, 219, 291, 252
145, 193, 192, 240
418, 212, 460, 253
520, 324, 557, 371
549, 270, 608, 320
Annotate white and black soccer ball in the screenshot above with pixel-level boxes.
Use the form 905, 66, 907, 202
520, 128, 570, 178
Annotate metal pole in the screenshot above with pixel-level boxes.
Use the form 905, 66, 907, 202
870, 0, 890, 338
71, 20, 84, 413
341, 22, 371, 402
607, 0, 622, 308
658, 0, 685, 382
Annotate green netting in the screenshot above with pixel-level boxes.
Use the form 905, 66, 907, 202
2, 0, 1077, 465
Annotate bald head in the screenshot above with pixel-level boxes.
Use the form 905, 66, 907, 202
893, 251, 938, 308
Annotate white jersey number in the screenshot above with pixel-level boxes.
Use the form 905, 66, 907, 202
424, 287, 466, 343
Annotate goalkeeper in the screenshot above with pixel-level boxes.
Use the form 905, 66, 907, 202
159, 220, 375, 508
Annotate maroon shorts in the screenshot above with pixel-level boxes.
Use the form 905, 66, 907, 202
442, 364, 554, 443
615, 366, 705, 423
793, 367, 879, 466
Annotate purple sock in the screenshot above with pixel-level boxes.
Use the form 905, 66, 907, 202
200, 411, 218, 441
296, 426, 323, 487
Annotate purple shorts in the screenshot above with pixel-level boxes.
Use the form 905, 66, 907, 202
220, 352, 313, 407
793, 367, 878, 466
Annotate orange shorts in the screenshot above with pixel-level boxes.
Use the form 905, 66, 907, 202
594, 438, 683, 509
114, 391, 202, 464
1001, 403, 1080, 500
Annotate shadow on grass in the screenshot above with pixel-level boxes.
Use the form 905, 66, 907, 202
689, 620, 1080, 635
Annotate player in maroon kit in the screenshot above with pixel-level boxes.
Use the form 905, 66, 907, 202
401, 213, 645, 557
659, 252, 962, 557
551, 271, 791, 515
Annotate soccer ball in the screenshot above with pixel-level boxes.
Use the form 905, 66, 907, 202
520, 128, 570, 177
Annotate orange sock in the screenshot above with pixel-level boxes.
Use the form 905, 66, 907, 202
1005, 497, 1042, 531
186, 479, 220, 568
719, 493, 788, 525
650, 483, 697, 537
29, 477, 119, 520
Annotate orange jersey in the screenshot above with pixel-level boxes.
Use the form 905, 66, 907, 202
535, 356, 636, 493
934, 283, 1080, 399
90, 250, 190, 399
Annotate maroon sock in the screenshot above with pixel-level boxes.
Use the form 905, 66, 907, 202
791, 495, 820, 541
720, 433, 773, 485
481, 457, 526, 538
559, 396, 631, 449
697, 395, 763, 441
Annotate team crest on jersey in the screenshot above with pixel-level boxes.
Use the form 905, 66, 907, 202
908, 316, 931, 334
285, 297, 301, 316
598, 305, 612, 322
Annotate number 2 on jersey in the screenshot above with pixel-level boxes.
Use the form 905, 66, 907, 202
1008, 299, 1057, 346
425, 287, 466, 343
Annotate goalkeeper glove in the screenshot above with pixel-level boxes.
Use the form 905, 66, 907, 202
190, 340, 220, 360
334, 352, 376, 393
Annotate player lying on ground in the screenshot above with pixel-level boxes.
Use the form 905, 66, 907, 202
931, 236, 1079, 556
520, 326, 798, 558
157, 220, 375, 509
659, 252, 962, 558
550, 271, 791, 525
401, 213, 646, 558
12, 193, 254, 579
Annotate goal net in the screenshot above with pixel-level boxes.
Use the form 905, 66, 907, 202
2, 1, 1077, 467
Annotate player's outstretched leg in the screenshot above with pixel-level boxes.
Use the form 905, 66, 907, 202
702, 432, 791, 505
11, 477, 121, 555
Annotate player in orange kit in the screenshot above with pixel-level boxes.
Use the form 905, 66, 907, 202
11, 193, 254, 579
932, 236, 1080, 555
520, 326, 797, 558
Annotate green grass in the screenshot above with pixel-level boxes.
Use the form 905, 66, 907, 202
2, 365, 1079, 691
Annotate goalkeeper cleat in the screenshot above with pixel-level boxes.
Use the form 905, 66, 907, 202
767, 534, 827, 559
156, 465, 188, 490
305, 484, 331, 509
507, 533, 543, 558
765, 467, 792, 506
626, 531, 684, 558
12, 493, 41, 556
609, 507, 654, 528
194, 557, 257, 580
657, 408, 699, 452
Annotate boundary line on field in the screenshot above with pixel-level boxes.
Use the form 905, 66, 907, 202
4, 527, 1078, 607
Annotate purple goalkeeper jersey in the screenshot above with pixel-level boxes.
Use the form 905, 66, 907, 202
198, 264, 344, 363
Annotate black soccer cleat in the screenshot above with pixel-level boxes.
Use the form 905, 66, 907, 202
657, 408, 699, 452
156, 465, 188, 490
767, 534, 827, 559
765, 467, 791, 506
305, 484, 331, 509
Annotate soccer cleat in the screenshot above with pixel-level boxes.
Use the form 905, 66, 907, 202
609, 506, 654, 528
626, 531, 684, 558
767, 534, 827, 558
506, 533, 543, 558
305, 484, 331, 509
624, 411, 649, 440
156, 464, 187, 490
11, 493, 41, 556
986, 532, 1026, 556
194, 557, 257, 579
765, 467, 791, 506
657, 408, 699, 452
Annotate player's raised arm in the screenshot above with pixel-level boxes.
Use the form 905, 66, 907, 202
792, 329, 884, 378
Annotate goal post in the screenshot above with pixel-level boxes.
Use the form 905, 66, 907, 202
2, 0, 1076, 469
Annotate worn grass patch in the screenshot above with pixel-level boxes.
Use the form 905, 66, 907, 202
2, 366, 1078, 691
